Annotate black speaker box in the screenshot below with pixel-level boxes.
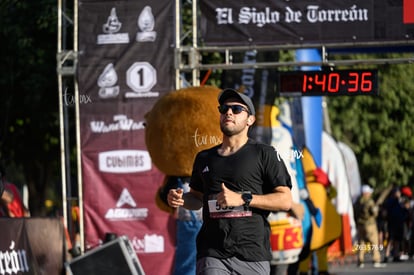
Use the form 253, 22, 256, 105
66, 235, 145, 275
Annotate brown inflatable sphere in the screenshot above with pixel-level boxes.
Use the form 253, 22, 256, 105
145, 86, 222, 176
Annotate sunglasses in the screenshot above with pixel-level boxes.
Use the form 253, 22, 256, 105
218, 104, 249, 115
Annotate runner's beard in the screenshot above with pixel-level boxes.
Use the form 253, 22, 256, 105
220, 123, 244, 137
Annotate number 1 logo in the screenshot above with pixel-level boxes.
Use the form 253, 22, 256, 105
126, 62, 157, 93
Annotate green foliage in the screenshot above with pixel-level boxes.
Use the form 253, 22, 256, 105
327, 54, 414, 188
0, 0, 60, 215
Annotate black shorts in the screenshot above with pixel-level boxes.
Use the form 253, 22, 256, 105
196, 256, 270, 275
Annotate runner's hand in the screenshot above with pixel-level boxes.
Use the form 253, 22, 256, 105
168, 188, 184, 208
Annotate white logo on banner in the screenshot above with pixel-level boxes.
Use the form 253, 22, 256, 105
96, 62, 159, 99
130, 234, 165, 254
90, 114, 145, 133
0, 241, 30, 273
126, 62, 159, 98
97, 63, 120, 98
214, 5, 368, 27
105, 188, 148, 221
116, 189, 137, 207
136, 6, 157, 42
99, 150, 151, 173
97, 7, 130, 44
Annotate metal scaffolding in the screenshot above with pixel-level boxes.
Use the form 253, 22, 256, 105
57, 0, 83, 252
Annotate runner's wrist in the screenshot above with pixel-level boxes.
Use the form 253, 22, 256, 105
241, 191, 252, 207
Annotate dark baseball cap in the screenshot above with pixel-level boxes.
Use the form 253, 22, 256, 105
218, 88, 255, 116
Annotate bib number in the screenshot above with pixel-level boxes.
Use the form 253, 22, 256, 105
208, 200, 252, 218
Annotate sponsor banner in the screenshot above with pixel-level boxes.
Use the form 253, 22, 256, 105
78, 0, 174, 101
0, 218, 64, 275
200, 0, 414, 46
78, 1, 176, 274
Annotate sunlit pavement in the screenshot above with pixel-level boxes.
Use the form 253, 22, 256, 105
328, 254, 414, 274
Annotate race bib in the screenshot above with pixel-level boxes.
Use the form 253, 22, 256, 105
208, 200, 252, 218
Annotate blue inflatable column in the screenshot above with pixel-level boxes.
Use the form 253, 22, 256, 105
296, 49, 323, 167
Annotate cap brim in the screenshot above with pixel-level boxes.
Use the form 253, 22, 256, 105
218, 88, 255, 115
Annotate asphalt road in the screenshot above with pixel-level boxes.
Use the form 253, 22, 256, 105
328, 256, 414, 274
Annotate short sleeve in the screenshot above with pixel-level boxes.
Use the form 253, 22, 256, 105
263, 146, 292, 191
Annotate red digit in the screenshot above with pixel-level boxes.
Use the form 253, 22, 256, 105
302, 75, 308, 93
348, 72, 359, 92
314, 73, 326, 91
327, 73, 339, 93
361, 72, 372, 92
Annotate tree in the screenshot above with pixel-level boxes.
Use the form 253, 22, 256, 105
0, 0, 61, 215
327, 53, 414, 189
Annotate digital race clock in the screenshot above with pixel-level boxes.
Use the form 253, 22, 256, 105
278, 69, 378, 96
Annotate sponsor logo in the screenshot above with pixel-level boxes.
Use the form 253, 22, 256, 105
105, 189, 148, 221
0, 241, 31, 274
215, 5, 369, 27
136, 6, 157, 42
125, 62, 159, 98
90, 115, 145, 133
116, 188, 137, 208
96, 5, 158, 45
99, 150, 151, 173
96, 62, 159, 99
97, 63, 120, 99
97, 7, 130, 44
130, 234, 165, 254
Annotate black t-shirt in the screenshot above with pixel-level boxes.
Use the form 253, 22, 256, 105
190, 139, 292, 261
